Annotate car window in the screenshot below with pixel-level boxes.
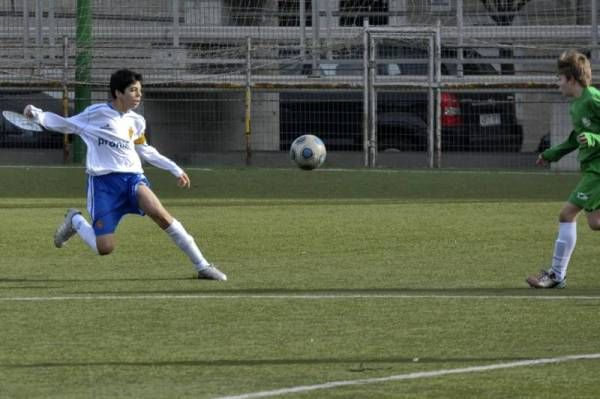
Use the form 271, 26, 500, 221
376, 47, 498, 76
283, 45, 499, 77
380, 63, 428, 76
463, 63, 497, 75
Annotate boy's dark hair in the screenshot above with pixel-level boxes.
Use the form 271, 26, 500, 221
109, 69, 143, 99
558, 50, 592, 87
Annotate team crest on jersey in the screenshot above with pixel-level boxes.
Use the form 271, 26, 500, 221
582, 117, 592, 128
577, 192, 589, 201
129, 127, 134, 139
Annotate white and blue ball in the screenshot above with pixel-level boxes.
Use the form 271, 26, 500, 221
290, 134, 327, 170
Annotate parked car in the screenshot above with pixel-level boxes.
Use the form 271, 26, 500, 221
280, 47, 523, 152
0, 92, 65, 148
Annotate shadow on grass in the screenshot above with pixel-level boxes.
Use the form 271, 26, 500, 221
147, 287, 600, 297
2, 278, 600, 297
0, 277, 600, 299
0, 277, 184, 291
0, 277, 185, 283
2, 355, 534, 369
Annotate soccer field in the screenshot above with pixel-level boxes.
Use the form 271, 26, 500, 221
1, 167, 599, 398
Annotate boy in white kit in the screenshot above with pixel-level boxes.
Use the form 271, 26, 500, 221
24, 68, 227, 281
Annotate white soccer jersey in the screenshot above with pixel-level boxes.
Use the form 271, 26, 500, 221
28, 103, 183, 177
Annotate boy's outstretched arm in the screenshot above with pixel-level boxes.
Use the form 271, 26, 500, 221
540, 130, 579, 163
23, 105, 79, 135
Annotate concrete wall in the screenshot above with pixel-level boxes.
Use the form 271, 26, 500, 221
251, 92, 280, 151
142, 90, 279, 158
551, 100, 579, 171
516, 92, 556, 152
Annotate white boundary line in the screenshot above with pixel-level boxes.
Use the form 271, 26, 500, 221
1, 293, 600, 302
215, 353, 600, 399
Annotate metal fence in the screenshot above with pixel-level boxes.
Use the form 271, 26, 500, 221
0, 0, 598, 170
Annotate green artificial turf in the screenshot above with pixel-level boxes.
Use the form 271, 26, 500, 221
0, 166, 598, 398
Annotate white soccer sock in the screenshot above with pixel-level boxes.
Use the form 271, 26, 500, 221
165, 219, 210, 270
72, 214, 99, 254
550, 222, 577, 281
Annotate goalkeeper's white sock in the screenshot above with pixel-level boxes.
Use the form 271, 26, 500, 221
165, 219, 210, 269
72, 214, 98, 254
550, 222, 576, 281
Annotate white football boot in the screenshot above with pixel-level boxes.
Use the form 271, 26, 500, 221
197, 264, 227, 281
526, 269, 567, 289
53, 208, 81, 248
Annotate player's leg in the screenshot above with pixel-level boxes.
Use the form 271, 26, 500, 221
135, 183, 227, 281
527, 202, 580, 288
552, 202, 580, 279
526, 172, 600, 289
72, 212, 100, 254
95, 234, 116, 255
54, 208, 83, 248
585, 209, 600, 230
54, 208, 104, 254
135, 183, 173, 229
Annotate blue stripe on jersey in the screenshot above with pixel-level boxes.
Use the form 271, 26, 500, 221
87, 175, 94, 218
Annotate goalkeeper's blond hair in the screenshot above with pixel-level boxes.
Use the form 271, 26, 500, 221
558, 50, 592, 87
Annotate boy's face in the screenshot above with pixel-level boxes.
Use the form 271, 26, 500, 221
116, 81, 142, 110
558, 74, 578, 97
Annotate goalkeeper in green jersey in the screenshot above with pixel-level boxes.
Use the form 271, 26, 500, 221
527, 50, 600, 288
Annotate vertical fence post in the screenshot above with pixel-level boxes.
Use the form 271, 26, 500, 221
592, 0, 598, 63
35, 0, 42, 70
311, 0, 320, 76
173, 0, 180, 48
74, 0, 92, 163
245, 37, 252, 166
456, 0, 463, 78
427, 35, 435, 169
368, 33, 377, 168
62, 36, 71, 163
325, 0, 332, 60
434, 21, 442, 168
23, 0, 30, 60
299, 0, 306, 62
363, 19, 369, 167
48, 0, 56, 59
173, 0, 180, 81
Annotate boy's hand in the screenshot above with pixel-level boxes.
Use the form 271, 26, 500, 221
536, 154, 548, 166
23, 105, 34, 118
177, 172, 191, 188
577, 133, 588, 146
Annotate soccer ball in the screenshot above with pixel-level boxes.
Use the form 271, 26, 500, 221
290, 134, 327, 170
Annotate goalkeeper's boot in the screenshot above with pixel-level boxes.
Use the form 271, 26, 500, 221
54, 208, 81, 248
526, 269, 566, 289
197, 264, 227, 281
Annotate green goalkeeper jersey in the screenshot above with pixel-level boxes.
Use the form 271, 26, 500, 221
542, 85, 600, 173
